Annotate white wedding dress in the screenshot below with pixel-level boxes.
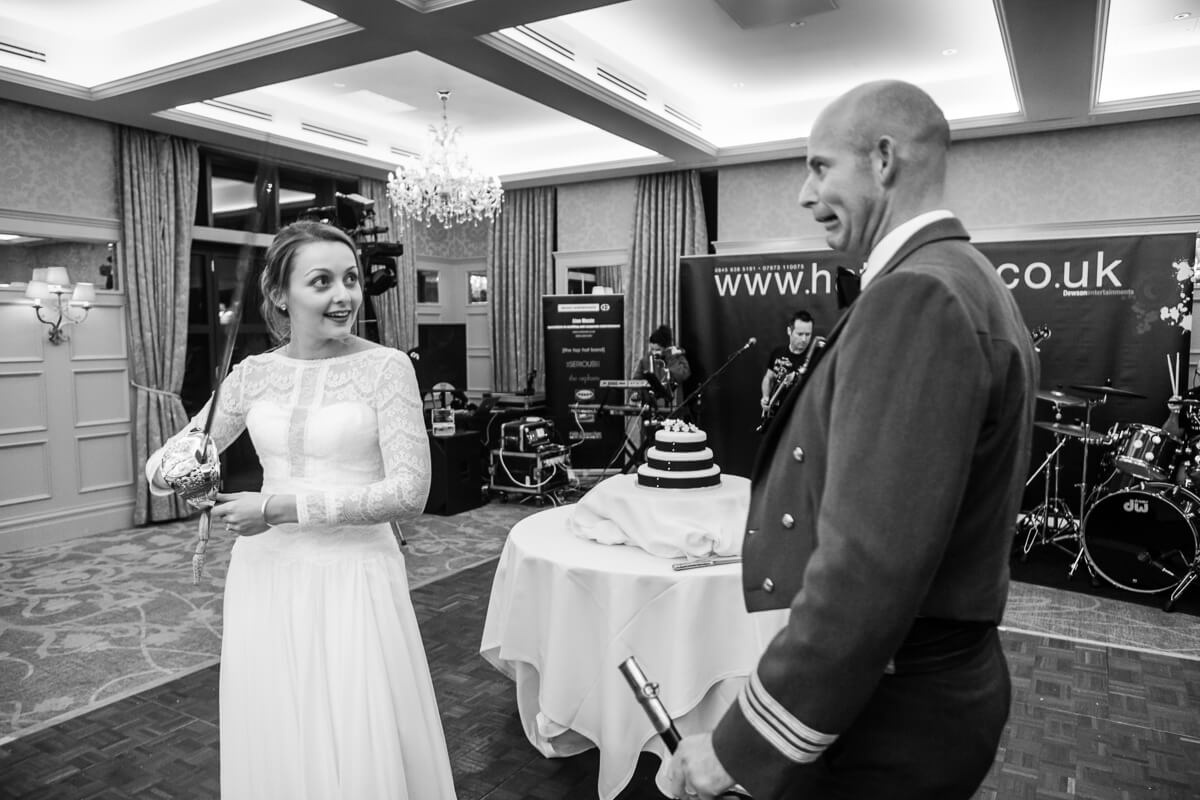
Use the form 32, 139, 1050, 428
147, 347, 457, 799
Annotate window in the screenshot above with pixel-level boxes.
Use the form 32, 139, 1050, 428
197, 148, 361, 235
206, 154, 263, 232
418, 269, 440, 303
468, 270, 488, 303
567, 268, 597, 294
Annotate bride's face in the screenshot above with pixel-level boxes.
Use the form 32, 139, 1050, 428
284, 240, 362, 342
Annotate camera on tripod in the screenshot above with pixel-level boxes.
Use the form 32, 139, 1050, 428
301, 192, 404, 297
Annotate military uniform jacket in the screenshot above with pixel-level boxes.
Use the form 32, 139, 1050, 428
711, 217, 1038, 798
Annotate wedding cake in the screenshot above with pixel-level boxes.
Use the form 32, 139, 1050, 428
636, 420, 721, 489
567, 420, 747, 559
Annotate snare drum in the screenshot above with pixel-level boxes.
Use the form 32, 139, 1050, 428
1110, 423, 1182, 481
1082, 483, 1199, 593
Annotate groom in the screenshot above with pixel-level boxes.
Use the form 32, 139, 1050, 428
664, 79, 1037, 800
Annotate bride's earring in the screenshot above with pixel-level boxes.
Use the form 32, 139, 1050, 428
279, 303, 287, 312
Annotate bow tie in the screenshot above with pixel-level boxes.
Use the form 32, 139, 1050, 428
835, 267, 862, 309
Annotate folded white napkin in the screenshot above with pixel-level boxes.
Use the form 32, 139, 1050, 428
567, 473, 751, 558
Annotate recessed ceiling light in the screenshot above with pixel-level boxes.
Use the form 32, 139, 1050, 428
0, 234, 21, 241
732, 81, 745, 88
1173, 11, 1192, 19
789, 20, 806, 28
942, 48, 958, 56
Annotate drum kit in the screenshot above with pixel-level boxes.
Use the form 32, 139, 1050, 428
1019, 381, 1200, 612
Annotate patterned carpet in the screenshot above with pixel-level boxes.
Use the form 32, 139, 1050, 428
0, 502, 541, 744
2, 558, 1197, 799
4, 492, 1199, 761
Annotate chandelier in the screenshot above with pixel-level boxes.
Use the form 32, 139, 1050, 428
387, 90, 504, 229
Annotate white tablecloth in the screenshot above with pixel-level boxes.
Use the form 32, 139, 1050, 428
479, 505, 788, 800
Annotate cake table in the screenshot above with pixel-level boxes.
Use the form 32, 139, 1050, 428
479, 504, 788, 800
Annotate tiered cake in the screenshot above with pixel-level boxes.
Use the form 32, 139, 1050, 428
636, 420, 722, 489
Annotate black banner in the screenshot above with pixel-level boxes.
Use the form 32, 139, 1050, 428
678, 253, 845, 478
542, 294, 627, 469
979, 234, 1194, 512
679, 233, 1196, 486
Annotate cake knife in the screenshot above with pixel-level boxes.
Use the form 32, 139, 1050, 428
671, 555, 742, 571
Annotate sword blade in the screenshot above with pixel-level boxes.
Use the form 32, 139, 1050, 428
197, 240, 257, 456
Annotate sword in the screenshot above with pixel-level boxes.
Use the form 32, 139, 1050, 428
185, 252, 254, 582
619, 656, 681, 751
618, 656, 752, 798
198, 256, 252, 458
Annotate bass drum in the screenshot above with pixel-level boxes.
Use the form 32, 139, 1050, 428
1082, 483, 1200, 594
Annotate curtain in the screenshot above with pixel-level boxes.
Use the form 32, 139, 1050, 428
626, 170, 709, 373
120, 129, 199, 524
359, 177, 418, 351
488, 186, 556, 393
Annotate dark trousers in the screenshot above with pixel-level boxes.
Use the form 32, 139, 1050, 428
781, 627, 1010, 800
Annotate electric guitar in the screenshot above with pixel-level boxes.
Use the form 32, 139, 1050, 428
757, 337, 826, 433
755, 325, 1050, 433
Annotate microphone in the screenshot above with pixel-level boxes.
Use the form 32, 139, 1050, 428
741, 337, 757, 352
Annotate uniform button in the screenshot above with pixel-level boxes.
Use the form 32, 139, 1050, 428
762, 577, 775, 593
781, 513, 795, 529
792, 446, 805, 462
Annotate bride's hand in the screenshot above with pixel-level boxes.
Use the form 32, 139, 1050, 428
212, 492, 273, 537
159, 431, 221, 502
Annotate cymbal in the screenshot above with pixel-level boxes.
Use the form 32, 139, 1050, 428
1036, 388, 1088, 407
1070, 383, 1147, 400
1035, 421, 1106, 443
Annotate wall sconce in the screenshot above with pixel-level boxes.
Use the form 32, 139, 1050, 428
25, 267, 94, 345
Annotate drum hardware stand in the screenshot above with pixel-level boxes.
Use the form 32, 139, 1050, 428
1067, 397, 1106, 583
1165, 557, 1200, 612
1019, 430, 1080, 560
1021, 394, 1087, 559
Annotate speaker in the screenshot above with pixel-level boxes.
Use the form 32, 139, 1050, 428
425, 430, 484, 515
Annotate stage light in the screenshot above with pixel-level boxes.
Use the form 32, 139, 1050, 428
364, 261, 397, 296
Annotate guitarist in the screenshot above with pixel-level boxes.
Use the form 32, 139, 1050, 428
759, 310, 822, 426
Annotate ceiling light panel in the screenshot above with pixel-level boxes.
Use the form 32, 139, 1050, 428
1098, 0, 1200, 104
510, 0, 1017, 148
170, 51, 659, 179
0, 0, 336, 88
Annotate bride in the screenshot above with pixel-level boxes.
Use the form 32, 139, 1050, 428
147, 220, 456, 799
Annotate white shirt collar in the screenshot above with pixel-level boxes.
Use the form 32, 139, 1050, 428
860, 210, 955, 289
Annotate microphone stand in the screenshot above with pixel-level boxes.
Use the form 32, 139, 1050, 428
667, 341, 755, 422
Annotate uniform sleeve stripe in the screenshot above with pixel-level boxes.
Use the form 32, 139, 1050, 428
748, 671, 838, 747
740, 689, 823, 761
736, 671, 838, 763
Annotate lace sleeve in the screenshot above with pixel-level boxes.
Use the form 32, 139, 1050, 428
295, 350, 431, 526
144, 361, 250, 494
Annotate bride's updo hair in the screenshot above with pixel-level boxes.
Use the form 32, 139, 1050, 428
260, 221, 359, 343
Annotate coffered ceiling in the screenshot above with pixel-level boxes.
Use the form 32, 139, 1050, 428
0, 0, 1197, 186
